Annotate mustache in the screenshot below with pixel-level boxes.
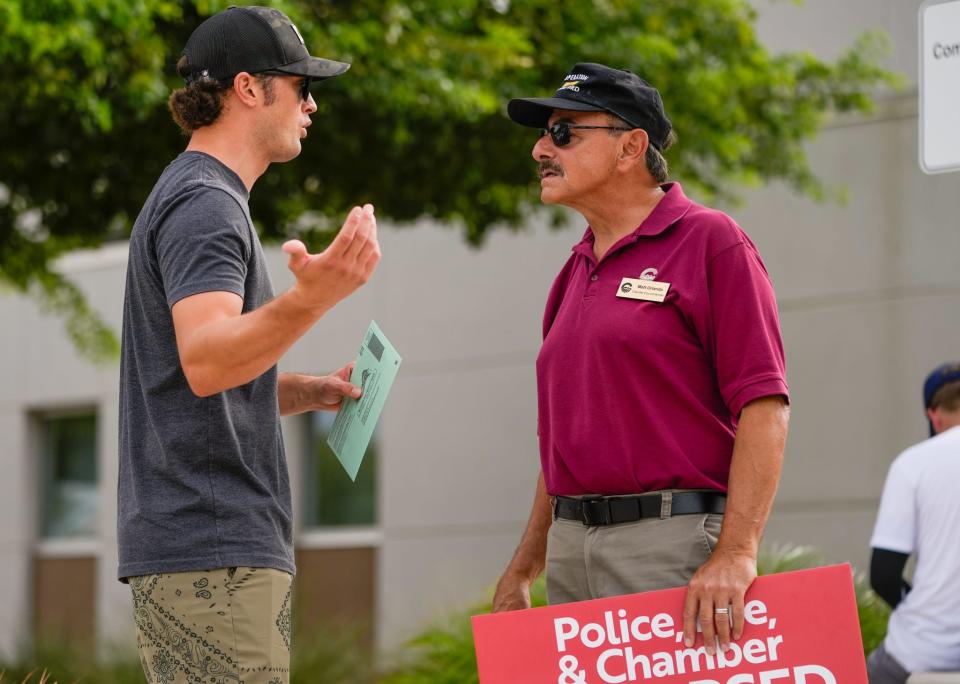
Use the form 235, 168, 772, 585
538, 161, 564, 179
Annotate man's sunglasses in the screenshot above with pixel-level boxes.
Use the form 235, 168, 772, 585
540, 122, 632, 147
259, 70, 313, 101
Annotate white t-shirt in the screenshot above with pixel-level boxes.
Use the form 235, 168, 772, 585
870, 425, 960, 672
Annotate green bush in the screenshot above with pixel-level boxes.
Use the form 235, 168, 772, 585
0, 624, 375, 684
291, 625, 377, 684
0, 640, 143, 683
381, 580, 546, 684
757, 544, 890, 655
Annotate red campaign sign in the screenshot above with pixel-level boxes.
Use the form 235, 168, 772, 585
472, 564, 867, 684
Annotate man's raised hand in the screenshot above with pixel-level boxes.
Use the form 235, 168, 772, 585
283, 204, 380, 314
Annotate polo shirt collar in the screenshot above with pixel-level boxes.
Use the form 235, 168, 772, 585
572, 182, 694, 258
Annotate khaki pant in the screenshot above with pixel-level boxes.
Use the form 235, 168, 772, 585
129, 567, 292, 684
546, 503, 723, 603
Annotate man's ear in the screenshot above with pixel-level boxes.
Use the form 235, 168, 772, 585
618, 128, 648, 170
232, 72, 261, 108
927, 407, 941, 435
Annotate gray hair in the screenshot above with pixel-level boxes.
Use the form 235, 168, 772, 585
606, 114, 676, 183
645, 129, 676, 183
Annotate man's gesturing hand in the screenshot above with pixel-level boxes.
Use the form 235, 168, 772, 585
682, 549, 757, 656
283, 204, 380, 314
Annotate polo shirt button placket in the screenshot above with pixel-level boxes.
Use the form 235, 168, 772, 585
582, 270, 600, 308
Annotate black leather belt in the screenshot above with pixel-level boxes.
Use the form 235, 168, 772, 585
554, 491, 726, 526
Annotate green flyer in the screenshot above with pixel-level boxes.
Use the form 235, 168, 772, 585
327, 320, 402, 481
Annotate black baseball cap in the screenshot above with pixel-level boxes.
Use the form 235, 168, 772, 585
508, 62, 672, 150
923, 362, 960, 436
179, 6, 349, 83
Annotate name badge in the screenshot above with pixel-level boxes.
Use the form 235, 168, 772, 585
616, 277, 671, 303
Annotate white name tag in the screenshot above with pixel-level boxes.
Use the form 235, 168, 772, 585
616, 277, 671, 303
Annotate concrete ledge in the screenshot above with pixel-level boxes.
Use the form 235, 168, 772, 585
908, 674, 960, 684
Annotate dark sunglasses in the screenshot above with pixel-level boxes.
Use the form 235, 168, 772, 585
259, 70, 313, 101
295, 76, 313, 101
540, 122, 632, 147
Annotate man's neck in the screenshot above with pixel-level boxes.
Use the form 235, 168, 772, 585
186, 126, 267, 192
936, 413, 960, 434
578, 183, 666, 260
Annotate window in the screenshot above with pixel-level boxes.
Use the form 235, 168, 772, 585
39, 412, 98, 538
302, 412, 377, 527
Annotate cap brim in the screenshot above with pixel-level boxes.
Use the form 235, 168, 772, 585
278, 56, 351, 80
507, 96, 606, 128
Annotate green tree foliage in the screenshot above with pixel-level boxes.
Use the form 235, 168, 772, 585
0, 0, 896, 360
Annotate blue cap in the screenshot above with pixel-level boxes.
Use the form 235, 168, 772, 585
923, 362, 960, 436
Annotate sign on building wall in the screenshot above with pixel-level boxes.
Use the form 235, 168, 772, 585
920, 0, 960, 174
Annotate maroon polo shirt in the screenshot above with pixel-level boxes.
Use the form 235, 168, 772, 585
536, 182, 788, 496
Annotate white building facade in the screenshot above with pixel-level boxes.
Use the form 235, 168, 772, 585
0, 0, 958, 658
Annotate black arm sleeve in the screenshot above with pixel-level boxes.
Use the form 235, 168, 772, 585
870, 547, 911, 609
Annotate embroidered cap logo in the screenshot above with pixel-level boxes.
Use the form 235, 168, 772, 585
558, 73, 589, 94
289, 22, 306, 46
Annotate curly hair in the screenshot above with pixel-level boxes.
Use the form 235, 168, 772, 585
168, 56, 276, 133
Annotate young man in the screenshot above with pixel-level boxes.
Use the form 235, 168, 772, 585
867, 363, 960, 683
493, 63, 790, 657
118, 7, 379, 683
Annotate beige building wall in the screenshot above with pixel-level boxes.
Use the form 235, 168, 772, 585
746, 0, 959, 570
0, 0, 957, 659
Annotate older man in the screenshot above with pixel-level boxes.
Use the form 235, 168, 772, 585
492, 63, 790, 657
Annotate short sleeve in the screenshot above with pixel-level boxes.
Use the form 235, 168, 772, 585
154, 188, 251, 309
705, 241, 789, 416
870, 457, 917, 554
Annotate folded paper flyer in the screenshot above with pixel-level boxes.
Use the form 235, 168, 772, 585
327, 320, 402, 481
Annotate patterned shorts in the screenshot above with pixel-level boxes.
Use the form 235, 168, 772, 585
129, 567, 293, 684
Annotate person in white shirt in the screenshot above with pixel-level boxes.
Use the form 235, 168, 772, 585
867, 362, 960, 683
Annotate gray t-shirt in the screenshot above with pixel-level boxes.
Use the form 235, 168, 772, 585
118, 151, 293, 580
